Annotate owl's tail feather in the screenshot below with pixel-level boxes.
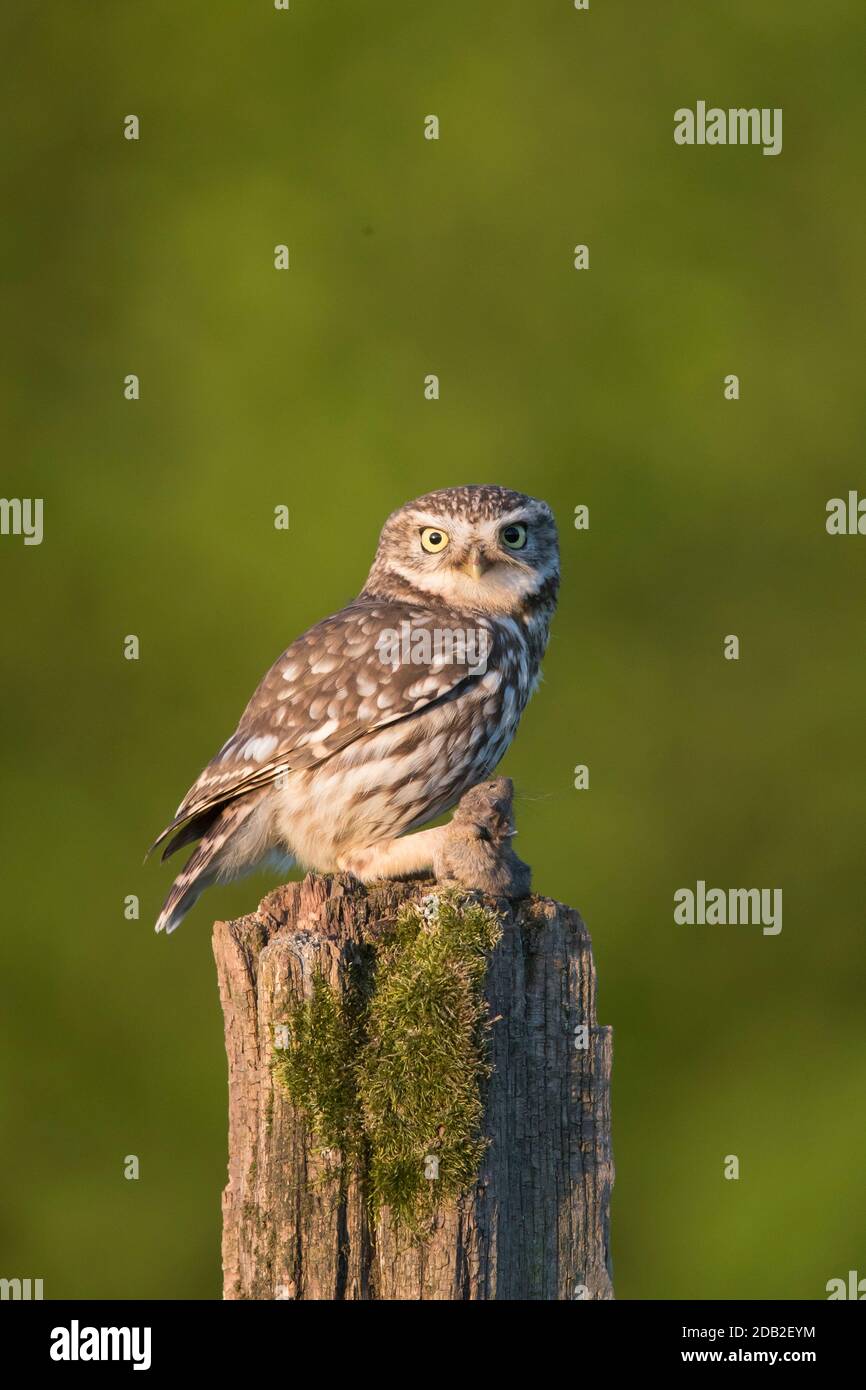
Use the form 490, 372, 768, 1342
154, 860, 212, 936
155, 799, 257, 935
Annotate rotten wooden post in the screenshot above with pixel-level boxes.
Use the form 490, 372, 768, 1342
213, 781, 614, 1300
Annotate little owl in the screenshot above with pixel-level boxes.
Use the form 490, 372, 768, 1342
150, 485, 559, 932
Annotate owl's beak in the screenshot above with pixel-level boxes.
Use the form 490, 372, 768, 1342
459, 550, 491, 582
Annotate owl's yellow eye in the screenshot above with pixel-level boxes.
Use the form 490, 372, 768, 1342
501, 522, 527, 550
420, 526, 450, 553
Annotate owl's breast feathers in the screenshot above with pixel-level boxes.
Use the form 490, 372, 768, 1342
149, 591, 552, 862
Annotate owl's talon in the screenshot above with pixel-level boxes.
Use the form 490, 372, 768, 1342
335, 870, 366, 893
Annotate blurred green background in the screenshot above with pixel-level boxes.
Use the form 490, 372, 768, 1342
1, 1, 864, 1300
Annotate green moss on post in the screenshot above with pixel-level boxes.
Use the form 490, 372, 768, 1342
272, 970, 365, 1163
272, 891, 502, 1233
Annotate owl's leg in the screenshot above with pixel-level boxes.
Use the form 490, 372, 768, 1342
337, 826, 448, 882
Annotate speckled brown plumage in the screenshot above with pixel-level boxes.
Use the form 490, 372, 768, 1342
150, 485, 559, 932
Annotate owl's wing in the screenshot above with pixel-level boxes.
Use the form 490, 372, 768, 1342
149, 598, 495, 857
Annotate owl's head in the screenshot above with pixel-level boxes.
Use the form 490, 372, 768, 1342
365, 485, 559, 615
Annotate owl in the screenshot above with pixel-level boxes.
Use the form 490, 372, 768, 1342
150, 485, 559, 933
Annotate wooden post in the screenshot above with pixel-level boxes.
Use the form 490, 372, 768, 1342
213, 809, 613, 1301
